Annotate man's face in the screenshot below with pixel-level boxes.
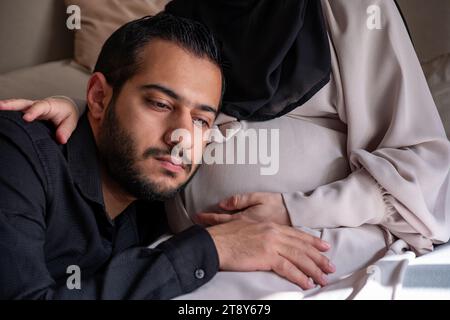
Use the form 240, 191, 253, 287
97, 39, 222, 201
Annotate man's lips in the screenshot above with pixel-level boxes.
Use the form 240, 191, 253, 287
155, 156, 185, 173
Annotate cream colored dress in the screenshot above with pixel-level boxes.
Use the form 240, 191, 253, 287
165, 0, 450, 286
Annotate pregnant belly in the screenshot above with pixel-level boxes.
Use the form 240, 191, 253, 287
166, 116, 350, 232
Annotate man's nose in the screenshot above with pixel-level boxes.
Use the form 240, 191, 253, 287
163, 110, 194, 150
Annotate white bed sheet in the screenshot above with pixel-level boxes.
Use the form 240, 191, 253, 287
171, 240, 450, 300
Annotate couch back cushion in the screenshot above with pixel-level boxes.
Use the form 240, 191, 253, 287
65, 0, 170, 71
397, 0, 450, 63
0, 0, 73, 73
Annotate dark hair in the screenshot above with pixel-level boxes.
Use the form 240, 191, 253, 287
94, 12, 223, 95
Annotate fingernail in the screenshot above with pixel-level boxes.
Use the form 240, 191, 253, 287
321, 274, 328, 286
322, 241, 331, 249
328, 262, 336, 272
308, 278, 315, 289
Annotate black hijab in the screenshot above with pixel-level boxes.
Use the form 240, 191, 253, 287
166, 0, 331, 121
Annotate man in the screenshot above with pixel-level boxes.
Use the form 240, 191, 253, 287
0, 13, 334, 299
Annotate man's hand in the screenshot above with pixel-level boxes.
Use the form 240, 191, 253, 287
195, 192, 292, 226
206, 218, 336, 290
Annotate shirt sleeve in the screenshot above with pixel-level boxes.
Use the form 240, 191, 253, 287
0, 128, 218, 300
282, 0, 450, 255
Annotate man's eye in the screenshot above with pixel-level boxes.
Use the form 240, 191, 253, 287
146, 99, 171, 110
193, 118, 210, 128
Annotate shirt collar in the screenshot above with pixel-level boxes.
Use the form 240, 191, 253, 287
67, 111, 105, 207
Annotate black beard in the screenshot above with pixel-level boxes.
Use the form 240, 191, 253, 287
97, 100, 192, 202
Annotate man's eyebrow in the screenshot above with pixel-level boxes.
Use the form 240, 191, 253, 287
198, 105, 218, 116
141, 84, 180, 100
141, 83, 218, 116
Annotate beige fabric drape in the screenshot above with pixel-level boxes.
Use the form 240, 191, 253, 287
282, 0, 450, 255
166, 0, 450, 258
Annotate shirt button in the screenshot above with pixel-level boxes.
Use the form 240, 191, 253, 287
195, 268, 205, 279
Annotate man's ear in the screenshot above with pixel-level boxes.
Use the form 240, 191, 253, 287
86, 72, 113, 121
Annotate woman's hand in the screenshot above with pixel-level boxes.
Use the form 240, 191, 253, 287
0, 97, 80, 144
195, 192, 292, 226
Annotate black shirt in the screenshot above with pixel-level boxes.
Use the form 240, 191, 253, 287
0, 111, 219, 300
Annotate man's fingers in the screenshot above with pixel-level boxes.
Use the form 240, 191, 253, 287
278, 225, 331, 252
305, 243, 336, 274
278, 244, 329, 287
0, 99, 35, 110
280, 233, 336, 274
272, 257, 315, 290
194, 213, 236, 226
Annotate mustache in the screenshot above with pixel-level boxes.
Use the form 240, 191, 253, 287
142, 147, 193, 171
142, 148, 171, 159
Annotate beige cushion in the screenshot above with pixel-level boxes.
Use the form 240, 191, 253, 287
422, 53, 450, 138
397, 0, 450, 63
65, 0, 170, 71
0, 0, 73, 74
0, 60, 90, 101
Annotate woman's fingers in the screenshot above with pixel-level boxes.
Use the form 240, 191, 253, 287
19, 99, 77, 144
0, 98, 74, 144
2, 99, 64, 125
194, 213, 237, 226
22, 100, 55, 122
219, 193, 262, 210
55, 114, 78, 144
0, 99, 35, 110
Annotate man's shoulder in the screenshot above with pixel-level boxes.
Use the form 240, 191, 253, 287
0, 111, 58, 146
0, 111, 64, 176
